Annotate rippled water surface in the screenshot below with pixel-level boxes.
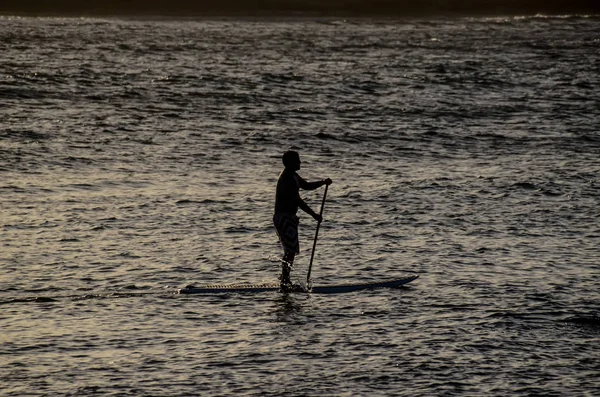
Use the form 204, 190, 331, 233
1, 15, 600, 396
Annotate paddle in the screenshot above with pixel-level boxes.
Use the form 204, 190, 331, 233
306, 183, 328, 289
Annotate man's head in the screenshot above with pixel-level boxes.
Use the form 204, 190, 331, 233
282, 150, 301, 170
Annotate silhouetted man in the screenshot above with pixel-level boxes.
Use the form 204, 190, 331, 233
273, 150, 332, 292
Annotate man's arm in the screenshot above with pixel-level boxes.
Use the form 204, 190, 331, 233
296, 175, 332, 191
295, 175, 331, 222
298, 198, 321, 222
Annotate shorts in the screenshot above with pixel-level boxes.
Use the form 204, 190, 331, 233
273, 213, 300, 255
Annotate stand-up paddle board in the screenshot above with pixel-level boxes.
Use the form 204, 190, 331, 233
178, 274, 418, 294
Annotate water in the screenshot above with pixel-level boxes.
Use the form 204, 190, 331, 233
1, 15, 599, 396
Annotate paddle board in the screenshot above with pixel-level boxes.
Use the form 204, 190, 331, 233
178, 274, 418, 294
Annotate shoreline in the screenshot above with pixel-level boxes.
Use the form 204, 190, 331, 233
1, 0, 599, 19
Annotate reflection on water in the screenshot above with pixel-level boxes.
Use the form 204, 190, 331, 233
274, 293, 307, 325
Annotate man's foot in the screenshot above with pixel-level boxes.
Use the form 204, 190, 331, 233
280, 282, 306, 293
280, 277, 292, 292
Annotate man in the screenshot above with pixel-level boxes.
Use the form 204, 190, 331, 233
273, 150, 332, 292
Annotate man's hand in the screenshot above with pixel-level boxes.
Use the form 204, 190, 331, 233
323, 178, 332, 186
313, 213, 323, 223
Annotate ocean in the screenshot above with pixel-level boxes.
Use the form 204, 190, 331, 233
1, 15, 599, 396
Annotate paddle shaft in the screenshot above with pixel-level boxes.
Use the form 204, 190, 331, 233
306, 183, 328, 286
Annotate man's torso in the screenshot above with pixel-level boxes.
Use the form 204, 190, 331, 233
274, 169, 300, 215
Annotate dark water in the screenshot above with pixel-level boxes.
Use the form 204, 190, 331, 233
1, 15, 599, 396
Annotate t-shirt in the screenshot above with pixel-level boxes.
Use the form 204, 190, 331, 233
274, 168, 306, 215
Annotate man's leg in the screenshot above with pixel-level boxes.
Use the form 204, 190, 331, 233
280, 251, 295, 289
